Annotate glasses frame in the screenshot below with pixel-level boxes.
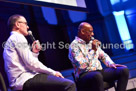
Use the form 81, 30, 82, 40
18, 21, 28, 26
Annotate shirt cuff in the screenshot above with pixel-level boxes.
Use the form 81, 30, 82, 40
52, 70, 57, 76
106, 57, 114, 67
32, 52, 39, 57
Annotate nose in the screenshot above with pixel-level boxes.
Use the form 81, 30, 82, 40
91, 32, 94, 36
27, 25, 29, 29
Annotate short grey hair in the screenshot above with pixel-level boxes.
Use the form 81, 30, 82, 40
7, 14, 24, 30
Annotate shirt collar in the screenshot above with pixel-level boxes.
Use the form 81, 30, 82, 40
75, 36, 86, 44
11, 31, 24, 36
75, 36, 93, 45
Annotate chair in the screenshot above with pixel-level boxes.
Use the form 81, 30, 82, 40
0, 72, 7, 91
72, 72, 116, 91
0, 72, 22, 91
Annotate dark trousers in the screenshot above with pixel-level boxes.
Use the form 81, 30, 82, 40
23, 74, 76, 91
77, 67, 129, 91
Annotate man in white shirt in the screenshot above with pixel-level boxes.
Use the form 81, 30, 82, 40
3, 14, 76, 91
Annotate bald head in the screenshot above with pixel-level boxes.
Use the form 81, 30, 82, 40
78, 22, 94, 43
78, 22, 93, 33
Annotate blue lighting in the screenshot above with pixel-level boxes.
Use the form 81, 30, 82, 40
68, 10, 87, 23
110, 0, 120, 5
113, 11, 130, 41
41, 7, 58, 25
113, 10, 133, 50
122, 0, 128, 2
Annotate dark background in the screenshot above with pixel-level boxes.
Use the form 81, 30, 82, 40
0, 0, 136, 86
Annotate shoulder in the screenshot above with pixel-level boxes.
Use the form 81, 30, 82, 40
9, 32, 27, 43
69, 39, 79, 49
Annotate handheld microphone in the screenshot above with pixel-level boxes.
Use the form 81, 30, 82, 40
91, 37, 101, 47
91, 37, 95, 41
28, 30, 35, 42
28, 30, 41, 50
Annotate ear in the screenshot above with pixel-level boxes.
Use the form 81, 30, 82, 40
80, 29, 85, 35
15, 21, 20, 28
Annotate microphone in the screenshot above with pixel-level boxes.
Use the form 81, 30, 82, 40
28, 30, 41, 50
28, 30, 35, 42
91, 37, 95, 41
91, 37, 101, 47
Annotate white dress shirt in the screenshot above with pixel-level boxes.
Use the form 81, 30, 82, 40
3, 31, 56, 90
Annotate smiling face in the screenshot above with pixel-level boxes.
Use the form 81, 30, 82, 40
78, 22, 94, 43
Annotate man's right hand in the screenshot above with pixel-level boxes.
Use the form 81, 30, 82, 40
92, 39, 101, 51
32, 40, 41, 53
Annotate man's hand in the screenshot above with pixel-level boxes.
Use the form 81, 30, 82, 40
92, 39, 101, 51
109, 64, 127, 69
32, 40, 41, 53
55, 71, 64, 78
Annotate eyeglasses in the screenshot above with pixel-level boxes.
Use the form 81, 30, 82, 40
18, 21, 28, 26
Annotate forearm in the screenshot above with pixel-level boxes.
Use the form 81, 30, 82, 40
102, 56, 114, 67
17, 47, 56, 75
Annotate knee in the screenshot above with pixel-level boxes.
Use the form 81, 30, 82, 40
122, 67, 129, 75
63, 79, 76, 90
68, 80, 76, 87
119, 67, 129, 77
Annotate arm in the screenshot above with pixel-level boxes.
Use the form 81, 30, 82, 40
17, 47, 56, 75
98, 47, 114, 67
98, 48, 126, 68
14, 38, 56, 76
17, 40, 64, 78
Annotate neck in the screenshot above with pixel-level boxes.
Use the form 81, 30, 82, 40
12, 28, 20, 34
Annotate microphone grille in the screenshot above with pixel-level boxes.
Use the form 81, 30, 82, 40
28, 30, 32, 35
91, 37, 95, 40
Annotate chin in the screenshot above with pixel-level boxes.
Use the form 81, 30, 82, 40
88, 38, 91, 42
24, 33, 28, 36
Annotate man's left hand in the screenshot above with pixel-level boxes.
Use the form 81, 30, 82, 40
55, 71, 64, 78
109, 64, 127, 69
